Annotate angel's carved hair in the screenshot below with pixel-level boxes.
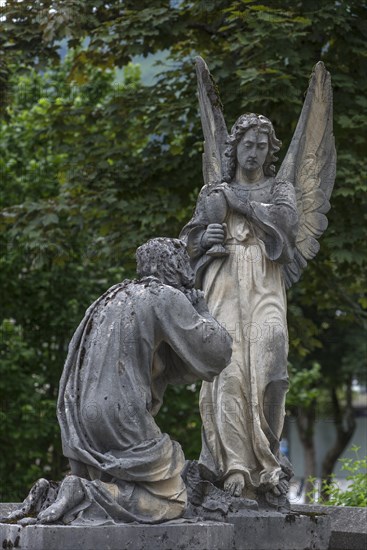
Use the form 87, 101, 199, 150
136, 238, 194, 289
222, 113, 282, 182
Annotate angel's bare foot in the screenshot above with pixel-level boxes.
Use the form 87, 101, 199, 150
224, 473, 245, 497
272, 478, 289, 496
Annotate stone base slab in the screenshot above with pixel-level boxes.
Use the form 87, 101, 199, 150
228, 509, 331, 550
0, 521, 233, 550
0, 504, 332, 550
293, 504, 367, 550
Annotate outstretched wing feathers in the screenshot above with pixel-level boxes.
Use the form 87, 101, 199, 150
195, 57, 229, 186
279, 62, 336, 288
283, 249, 309, 288
277, 62, 335, 192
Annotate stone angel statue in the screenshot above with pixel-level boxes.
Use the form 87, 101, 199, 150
180, 57, 336, 504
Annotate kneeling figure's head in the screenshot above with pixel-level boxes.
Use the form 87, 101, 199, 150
136, 238, 194, 290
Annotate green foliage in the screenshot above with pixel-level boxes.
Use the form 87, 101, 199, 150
1, 0, 366, 501
286, 363, 323, 409
0, 319, 61, 501
308, 446, 367, 507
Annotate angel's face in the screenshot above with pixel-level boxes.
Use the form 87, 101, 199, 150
236, 128, 269, 176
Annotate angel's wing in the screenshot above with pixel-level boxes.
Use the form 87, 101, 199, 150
277, 62, 336, 289
195, 56, 229, 186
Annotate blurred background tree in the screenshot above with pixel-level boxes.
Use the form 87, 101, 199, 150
1, 0, 366, 502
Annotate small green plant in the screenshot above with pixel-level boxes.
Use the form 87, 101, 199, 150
307, 446, 367, 507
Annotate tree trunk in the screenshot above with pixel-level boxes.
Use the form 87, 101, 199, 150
295, 402, 317, 502
321, 377, 356, 501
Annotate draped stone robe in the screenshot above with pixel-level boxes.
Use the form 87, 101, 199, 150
180, 179, 298, 492
57, 277, 232, 524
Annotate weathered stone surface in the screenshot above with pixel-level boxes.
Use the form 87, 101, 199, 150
293, 504, 367, 550
0, 521, 233, 550
0, 504, 333, 550
228, 509, 331, 550
0, 513, 332, 550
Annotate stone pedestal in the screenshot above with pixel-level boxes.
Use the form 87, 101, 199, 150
293, 504, 367, 550
228, 509, 331, 550
0, 521, 233, 550
0, 503, 332, 550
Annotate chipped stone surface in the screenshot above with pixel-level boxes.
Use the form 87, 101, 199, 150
1, 502, 336, 550
293, 504, 367, 550
0, 508, 333, 550
0, 521, 234, 550
228, 510, 330, 550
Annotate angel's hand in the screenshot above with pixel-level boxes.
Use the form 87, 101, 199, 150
223, 187, 250, 213
207, 182, 230, 194
201, 223, 225, 249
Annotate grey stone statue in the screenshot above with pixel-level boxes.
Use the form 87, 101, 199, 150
4, 238, 232, 525
180, 58, 336, 506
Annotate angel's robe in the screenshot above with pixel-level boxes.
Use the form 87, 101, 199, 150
180, 179, 298, 492
57, 277, 232, 524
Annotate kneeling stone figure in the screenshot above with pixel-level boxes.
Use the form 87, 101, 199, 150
5, 238, 232, 525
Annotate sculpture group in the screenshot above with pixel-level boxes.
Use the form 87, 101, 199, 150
3, 57, 335, 525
